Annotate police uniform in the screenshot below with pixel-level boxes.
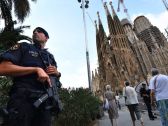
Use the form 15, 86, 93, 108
0, 42, 57, 126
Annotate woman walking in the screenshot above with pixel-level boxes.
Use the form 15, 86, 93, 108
104, 85, 119, 126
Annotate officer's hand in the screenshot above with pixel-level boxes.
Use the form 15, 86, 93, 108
46, 65, 60, 77
36, 68, 51, 87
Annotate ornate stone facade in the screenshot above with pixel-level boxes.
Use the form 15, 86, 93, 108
92, 2, 168, 94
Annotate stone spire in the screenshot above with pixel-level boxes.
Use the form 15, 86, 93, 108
96, 11, 109, 81
103, 2, 116, 36
103, 2, 111, 17
109, 1, 124, 34
109, 1, 116, 17
95, 20, 99, 37
97, 11, 105, 35
97, 11, 107, 43
95, 20, 101, 62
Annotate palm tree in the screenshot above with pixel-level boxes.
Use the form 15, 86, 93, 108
0, 0, 37, 23
0, 0, 37, 50
0, 22, 32, 51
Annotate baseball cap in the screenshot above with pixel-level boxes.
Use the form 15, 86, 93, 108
33, 27, 49, 38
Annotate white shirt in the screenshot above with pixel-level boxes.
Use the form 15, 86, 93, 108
149, 74, 168, 101
123, 86, 139, 105
115, 95, 120, 101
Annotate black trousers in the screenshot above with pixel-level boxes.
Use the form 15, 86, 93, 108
6, 88, 52, 126
144, 100, 154, 119
127, 104, 141, 121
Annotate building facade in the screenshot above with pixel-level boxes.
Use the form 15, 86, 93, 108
92, 2, 168, 94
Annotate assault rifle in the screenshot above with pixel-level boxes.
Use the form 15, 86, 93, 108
33, 76, 63, 112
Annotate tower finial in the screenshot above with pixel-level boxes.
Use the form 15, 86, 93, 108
103, 2, 111, 16
103, 2, 107, 9
97, 11, 102, 25
94, 20, 98, 31
109, 1, 116, 16
104, 1, 107, 6
94, 20, 97, 27
97, 11, 100, 18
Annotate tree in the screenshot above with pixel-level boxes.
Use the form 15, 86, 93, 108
0, 0, 37, 50
55, 88, 101, 126
0, 22, 32, 51
0, 77, 12, 106
0, 0, 37, 24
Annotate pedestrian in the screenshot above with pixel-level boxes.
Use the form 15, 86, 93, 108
149, 68, 168, 126
0, 27, 61, 126
115, 92, 121, 110
140, 83, 157, 120
123, 81, 144, 126
104, 84, 119, 126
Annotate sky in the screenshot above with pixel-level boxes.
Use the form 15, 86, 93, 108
12, 0, 168, 88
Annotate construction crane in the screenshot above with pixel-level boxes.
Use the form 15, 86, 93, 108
162, 0, 168, 39
117, 0, 132, 23
162, 0, 168, 10
117, 0, 127, 12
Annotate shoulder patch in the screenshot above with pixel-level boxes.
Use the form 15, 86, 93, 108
10, 44, 20, 50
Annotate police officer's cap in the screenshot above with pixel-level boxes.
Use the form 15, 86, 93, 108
34, 27, 49, 38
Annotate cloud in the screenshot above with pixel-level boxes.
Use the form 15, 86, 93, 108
145, 11, 168, 32
60, 56, 98, 88
61, 63, 88, 88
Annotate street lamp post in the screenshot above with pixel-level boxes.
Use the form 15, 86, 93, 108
77, 0, 92, 91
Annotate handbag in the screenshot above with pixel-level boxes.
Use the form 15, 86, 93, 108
104, 98, 109, 110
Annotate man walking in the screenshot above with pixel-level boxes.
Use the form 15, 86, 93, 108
123, 81, 144, 126
149, 68, 168, 126
140, 83, 156, 120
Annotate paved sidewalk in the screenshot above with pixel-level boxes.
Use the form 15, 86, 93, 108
94, 107, 161, 126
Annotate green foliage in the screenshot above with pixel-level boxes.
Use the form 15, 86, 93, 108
0, 0, 37, 23
0, 79, 101, 126
0, 77, 12, 107
55, 88, 101, 126
0, 22, 32, 51
0, 0, 34, 51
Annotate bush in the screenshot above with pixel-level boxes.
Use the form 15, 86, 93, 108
0, 77, 12, 107
0, 79, 101, 126
54, 88, 101, 126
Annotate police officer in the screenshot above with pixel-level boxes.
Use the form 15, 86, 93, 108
140, 83, 157, 120
0, 27, 60, 126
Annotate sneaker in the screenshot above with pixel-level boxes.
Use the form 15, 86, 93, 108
153, 116, 157, 118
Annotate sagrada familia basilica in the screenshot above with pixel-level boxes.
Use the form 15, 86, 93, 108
92, 2, 168, 94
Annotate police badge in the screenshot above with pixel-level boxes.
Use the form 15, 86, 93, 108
10, 44, 20, 50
